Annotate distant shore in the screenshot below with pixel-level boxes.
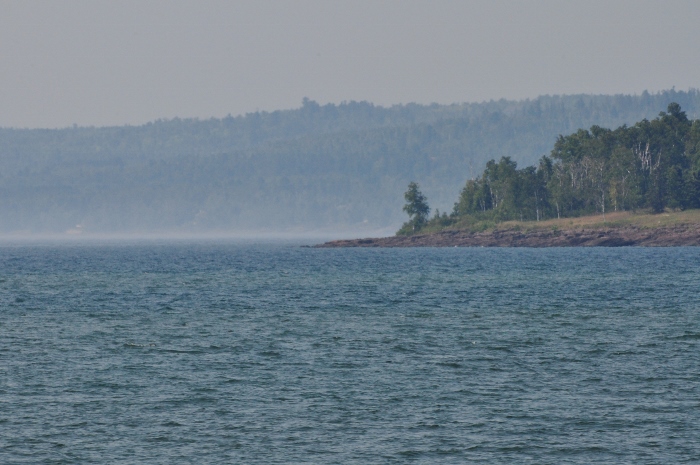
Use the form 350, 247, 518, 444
315, 211, 700, 248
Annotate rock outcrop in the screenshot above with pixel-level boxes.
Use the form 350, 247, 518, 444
315, 225, 700, 248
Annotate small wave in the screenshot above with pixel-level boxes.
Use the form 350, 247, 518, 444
123, 342, 156, 348
161, 421, 183, 427
672, 333, 700, 340
259, 350, 282, 357
397, 450, 423, 457
437, 361, 463, 368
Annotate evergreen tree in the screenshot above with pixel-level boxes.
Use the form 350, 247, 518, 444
400, 182, 430, 233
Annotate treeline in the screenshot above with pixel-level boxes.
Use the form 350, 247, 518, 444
2, 90, 700, 233
407, 103, 700, 232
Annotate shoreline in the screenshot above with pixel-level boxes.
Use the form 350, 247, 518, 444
315, 224, 700, 248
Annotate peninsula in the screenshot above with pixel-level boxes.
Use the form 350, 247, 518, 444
316, 210, 700, 247
320, 103, 700, 247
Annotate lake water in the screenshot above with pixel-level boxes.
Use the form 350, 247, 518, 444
1, 241, 699, 463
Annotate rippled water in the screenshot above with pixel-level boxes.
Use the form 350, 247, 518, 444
1, 241, 699, 463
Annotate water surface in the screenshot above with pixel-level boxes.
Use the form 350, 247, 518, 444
1, 242, 699, 463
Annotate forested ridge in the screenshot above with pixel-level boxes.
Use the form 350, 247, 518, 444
402, 103, 700, 234
1, 90, 699, 234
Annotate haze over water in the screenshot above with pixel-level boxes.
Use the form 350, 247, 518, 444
2, 241, 699, 463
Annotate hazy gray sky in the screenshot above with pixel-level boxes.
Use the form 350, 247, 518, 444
1, 0, 699, 128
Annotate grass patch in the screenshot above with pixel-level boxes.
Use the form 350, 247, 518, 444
415, 208, 700, 236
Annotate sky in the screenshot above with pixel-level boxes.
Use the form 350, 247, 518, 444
1, 0, 699, 129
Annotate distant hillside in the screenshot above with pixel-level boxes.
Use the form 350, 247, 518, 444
1, 89, 699, 234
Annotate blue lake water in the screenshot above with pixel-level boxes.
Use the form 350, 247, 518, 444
1, 241, 699, 463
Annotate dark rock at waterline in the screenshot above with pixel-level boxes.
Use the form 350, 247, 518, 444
315, 225, 700, 248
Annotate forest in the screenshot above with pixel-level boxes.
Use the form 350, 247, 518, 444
402, 103, 700, 234
1, 89, 699, 234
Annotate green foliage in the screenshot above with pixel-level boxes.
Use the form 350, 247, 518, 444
398, 182, 430, 234
447, 103, 700, 226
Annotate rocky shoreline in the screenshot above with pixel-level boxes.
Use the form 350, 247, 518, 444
316, 224, 700, 247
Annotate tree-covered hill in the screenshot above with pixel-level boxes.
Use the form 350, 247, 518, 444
1, 89, 699, 234
405, 102, 700, 235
